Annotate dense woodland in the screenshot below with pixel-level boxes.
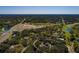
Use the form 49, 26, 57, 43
0, 15, 79, 53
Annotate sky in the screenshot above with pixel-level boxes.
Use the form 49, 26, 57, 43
0, 6, 79, 14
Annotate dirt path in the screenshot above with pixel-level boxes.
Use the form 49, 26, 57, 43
66, 42, 75, 53
1, 22, 78, 45
0, 23, 45, 44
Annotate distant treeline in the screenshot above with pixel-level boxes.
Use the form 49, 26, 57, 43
0, 15, 79, 23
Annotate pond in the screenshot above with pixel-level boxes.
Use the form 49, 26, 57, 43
2, 24, 12, 32
63, 25, 73, 33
